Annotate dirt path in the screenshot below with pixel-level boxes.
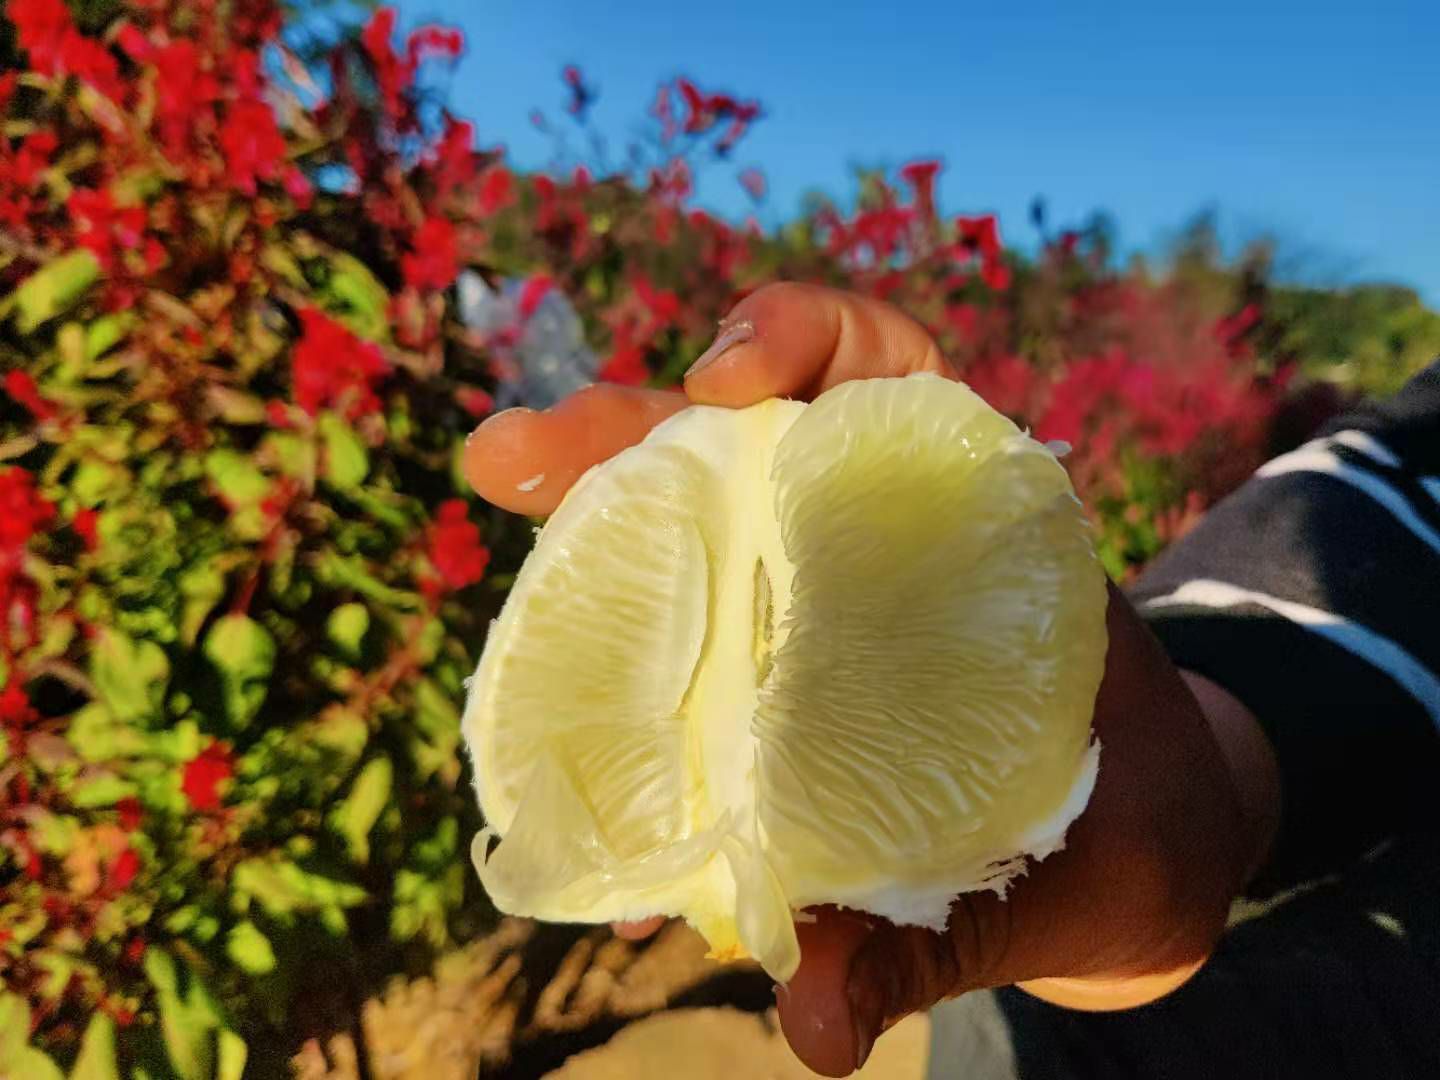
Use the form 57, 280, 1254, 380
290, 919, 927, 1079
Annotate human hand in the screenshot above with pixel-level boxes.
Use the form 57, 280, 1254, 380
463, 282, 1279, 1077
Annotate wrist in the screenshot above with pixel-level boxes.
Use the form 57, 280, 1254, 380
1177, 669, 1281, 889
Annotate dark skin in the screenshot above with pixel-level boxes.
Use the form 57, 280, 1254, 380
465, 283, 1282, 1077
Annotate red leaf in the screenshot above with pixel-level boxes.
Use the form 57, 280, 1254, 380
181, 740, 235, 813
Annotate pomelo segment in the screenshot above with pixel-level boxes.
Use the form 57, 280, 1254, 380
465, 373, 1106, 982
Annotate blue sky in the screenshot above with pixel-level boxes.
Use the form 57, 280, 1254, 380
398, 0, 1439, 302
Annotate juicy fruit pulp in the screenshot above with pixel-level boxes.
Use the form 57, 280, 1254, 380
464, 373, 1107, 982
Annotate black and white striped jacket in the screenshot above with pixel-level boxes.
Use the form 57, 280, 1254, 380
1131, 359, 1440, 893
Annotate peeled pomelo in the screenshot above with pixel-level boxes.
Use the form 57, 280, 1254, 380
463, 372, 1106, 982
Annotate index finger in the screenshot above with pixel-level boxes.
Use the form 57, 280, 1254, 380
462, 384, 687, 515
462, 284, 953, 516
683, 282, 954, 406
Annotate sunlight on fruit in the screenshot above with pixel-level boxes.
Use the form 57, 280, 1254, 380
463, 373, 1107, 982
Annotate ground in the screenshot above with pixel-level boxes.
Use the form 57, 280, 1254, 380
289, 918, 928, 1079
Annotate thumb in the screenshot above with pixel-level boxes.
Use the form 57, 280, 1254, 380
778, 904, 998, 1076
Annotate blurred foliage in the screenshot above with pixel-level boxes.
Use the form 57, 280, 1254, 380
1, 1, 1436, 1077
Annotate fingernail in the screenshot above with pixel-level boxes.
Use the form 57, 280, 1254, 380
468, 406, 534, 444
686, 319, 754, 378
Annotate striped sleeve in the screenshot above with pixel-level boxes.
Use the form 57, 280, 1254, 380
1128, 358, 1440, 894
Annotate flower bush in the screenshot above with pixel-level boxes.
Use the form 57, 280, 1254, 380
2, 1, 1437, 1076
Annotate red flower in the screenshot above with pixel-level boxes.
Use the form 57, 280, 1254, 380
265, 400, 292, 427
10, 0, 124, 100
649, 158, 692, 203
67, 508, 99, 552
428, 500, 490, 591
362, 7, 413, 122
0, 467, 54, 554
181, 740, 234, 812
401, 215, 460, 291
291, 309, 390, 418
478, 166, 514, 214
0, 130, 58, 195
738, 168, 767, 202
955, 215, 1010, 290
0, 681, 39, 729
123, 937, 146, 965
115, 796, 143, 832
651, 84, 678, 142
598, 339, 650, 386
981, 260, 1012, 292
4, 370, 57, 421
115, 23, 151, 61
283, 166, 313, 209
108, 847, 140, 891
675, 77, 760, 141
900, 159, 941, 207
220, 100, 287, 196
147, 41, 220, 154
407, 24, 464, 63
430, 118, 476, 195
956, 215, 1002, 258
849, 206, 915, 262
632, 276, 681, 332
67, 188, 146, 270
456, 387, 495, 418
517, 274, 554, 320
9, 0, 70, 71
962, 354, 1038, 420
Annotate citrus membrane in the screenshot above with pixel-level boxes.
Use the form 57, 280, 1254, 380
463, 373, 1107, 982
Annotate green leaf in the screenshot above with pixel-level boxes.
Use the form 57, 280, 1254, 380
4, 250, 101, 334
203, 614, 276, 730
261, 430, 316, 480
69, 1013, 120, 1080
203, 449, 271, 541
66, 701, 170, 761
231, 857, 367, 921
70, 459, 129, 506
410, 677, 461, 783
217, 1030, 248, 1080
318, 412, 369, 489
143, 949, 228, 1080
91, 628, 169, 723
324, 251, 391, 342
259, 243, 305, 287
308, 705, 369, 763
85, 313, 133, 361
37, 951, 77, 999
204, 449, 270, 503
413, 617, 446, 665
326, 603, 369, 659
0, 992, 33, 1061
69, 772, 137, 808
178, 563, 227, 647
225, 921, 277, 975
315, 550, 422, 612
329, 755, 392, 864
